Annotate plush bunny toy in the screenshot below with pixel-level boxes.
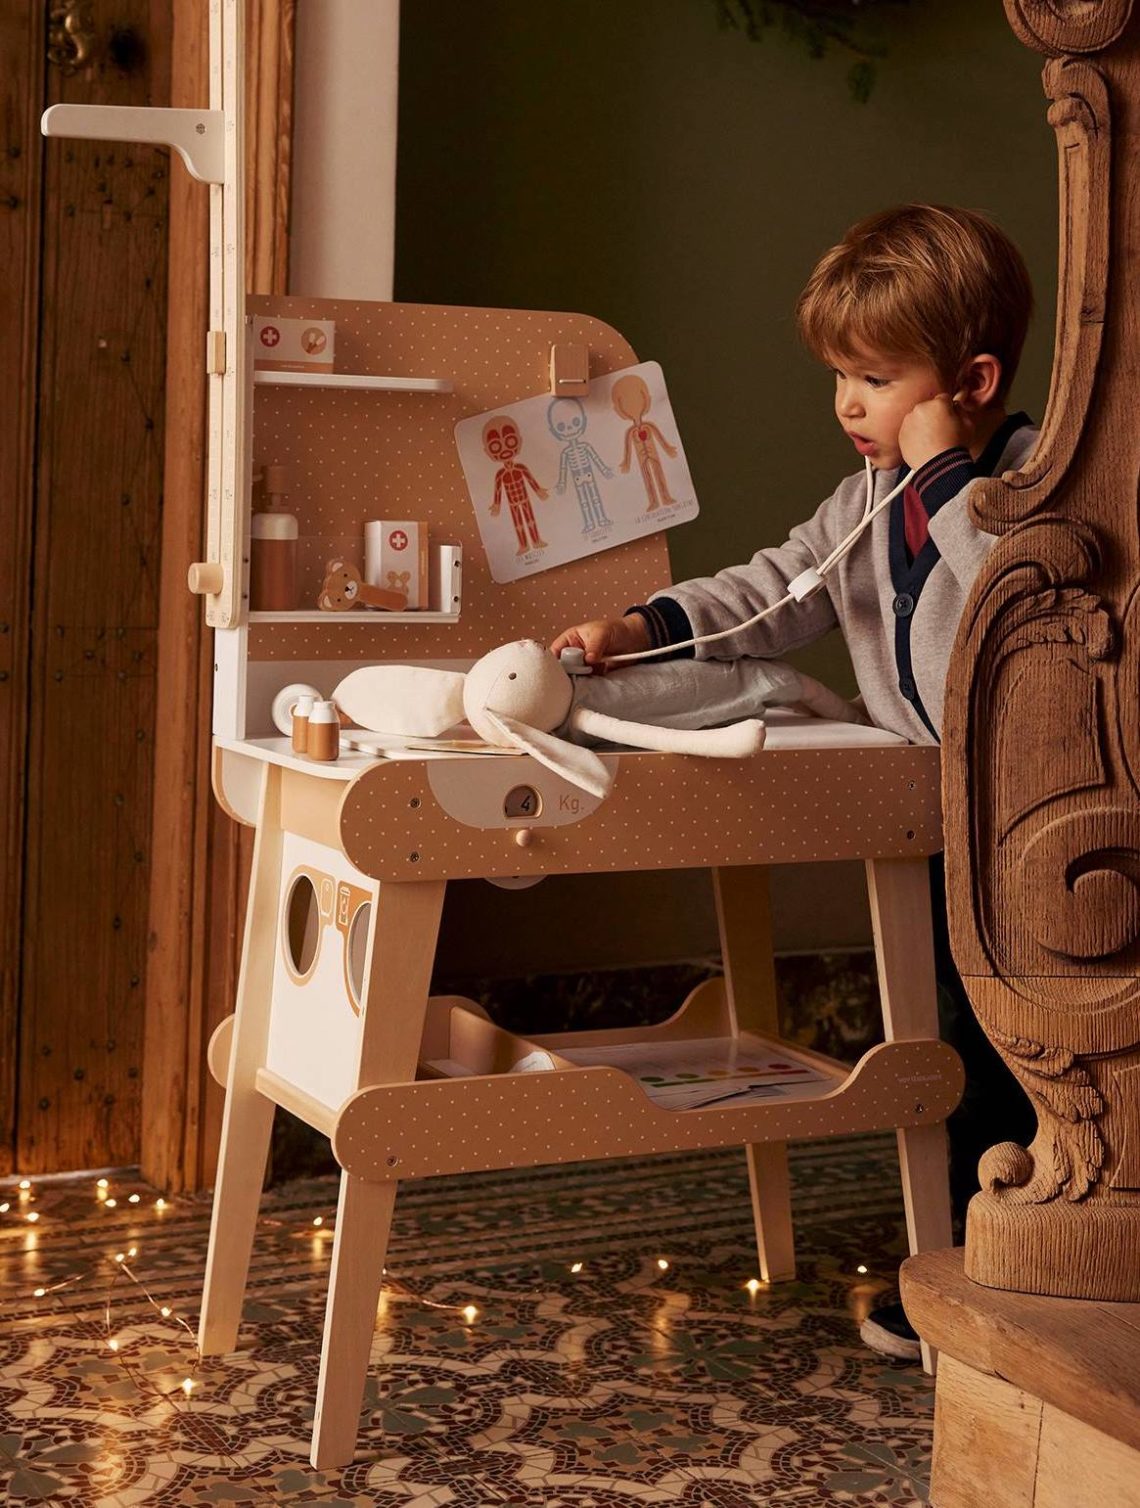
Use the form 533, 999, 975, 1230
333, 641, 863, 800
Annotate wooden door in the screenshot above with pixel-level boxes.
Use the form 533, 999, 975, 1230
2, 0, 172, 1175
1, 0, 293, 1184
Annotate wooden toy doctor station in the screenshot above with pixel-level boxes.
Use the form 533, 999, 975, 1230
44, 0, 965, 1470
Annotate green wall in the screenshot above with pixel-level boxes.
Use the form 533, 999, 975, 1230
395, 0, 1058, 966
396, 0, 1056, 697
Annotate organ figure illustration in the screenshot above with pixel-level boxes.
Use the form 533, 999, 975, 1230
547, 397, 614, 532
483, 415, 550, 555
456, 360, 699, 584
613, 372, 679, 510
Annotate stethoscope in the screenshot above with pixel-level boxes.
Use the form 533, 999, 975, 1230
604, 455, 916, 664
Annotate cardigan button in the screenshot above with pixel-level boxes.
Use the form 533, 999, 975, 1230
893, 592, 915, 617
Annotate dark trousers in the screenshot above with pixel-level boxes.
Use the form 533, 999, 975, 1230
927, 852, 1037, 1231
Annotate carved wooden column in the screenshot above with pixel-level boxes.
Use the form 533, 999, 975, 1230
942, 0, 1140, 1298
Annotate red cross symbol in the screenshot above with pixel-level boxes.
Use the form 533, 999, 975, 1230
260, 325, 281, 347
389, 529, 408, 550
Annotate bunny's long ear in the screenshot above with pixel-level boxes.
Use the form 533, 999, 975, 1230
568, 706, 766, 759
483, 709, 613, 800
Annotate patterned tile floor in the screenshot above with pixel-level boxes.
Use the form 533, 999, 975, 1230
1, 1135, 934, 1506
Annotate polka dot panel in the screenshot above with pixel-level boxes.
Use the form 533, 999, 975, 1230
247, 296, 672, 661
337, 745, 943, 882
331, 1037, 962, 1181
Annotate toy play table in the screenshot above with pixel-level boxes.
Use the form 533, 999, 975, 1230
200, 707, 959, 1468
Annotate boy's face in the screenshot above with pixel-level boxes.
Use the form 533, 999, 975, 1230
828, 345, 949, 470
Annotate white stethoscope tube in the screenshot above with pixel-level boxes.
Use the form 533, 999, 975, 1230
604, 457, 914, 665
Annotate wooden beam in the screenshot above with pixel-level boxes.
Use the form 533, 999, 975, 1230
143, 0, 295, 1194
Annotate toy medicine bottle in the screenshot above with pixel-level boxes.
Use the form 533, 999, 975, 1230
250, 462, 298, 611
307, 700, 340, 762
291, 693, 314, 754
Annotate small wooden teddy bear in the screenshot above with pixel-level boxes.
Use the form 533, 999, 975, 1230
318, 558, 407, 613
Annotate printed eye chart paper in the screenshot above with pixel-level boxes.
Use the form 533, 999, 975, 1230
555, 1038, 830, 1111
455, 361, 699, 583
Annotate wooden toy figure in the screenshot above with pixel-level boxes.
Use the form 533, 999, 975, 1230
484, 415, 550, 555
548, 397, 614, 533
318, 558, 407, 612
613, 372, 679, 511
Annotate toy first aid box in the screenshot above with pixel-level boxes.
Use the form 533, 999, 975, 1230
253, 316, 335, 373
364, 521, 429, 609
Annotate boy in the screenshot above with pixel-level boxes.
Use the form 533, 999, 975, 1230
551, 203, 1039, 1359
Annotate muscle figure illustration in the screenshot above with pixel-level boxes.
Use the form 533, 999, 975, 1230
483, 415, 549, 554
547, 398, 614, 532
612, 373, 679, 510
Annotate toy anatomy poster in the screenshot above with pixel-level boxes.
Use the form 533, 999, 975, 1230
455, 361, 699, 583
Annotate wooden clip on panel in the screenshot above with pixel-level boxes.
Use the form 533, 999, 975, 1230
549, 342, 590, 396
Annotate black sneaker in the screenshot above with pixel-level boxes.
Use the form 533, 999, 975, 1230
859, 1301, 921, 1362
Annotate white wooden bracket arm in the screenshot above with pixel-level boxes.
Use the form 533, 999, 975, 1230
40, 104, 226, 185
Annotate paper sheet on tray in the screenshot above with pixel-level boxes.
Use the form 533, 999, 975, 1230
343, 728, 523, 758
556, 1037, 830, 1110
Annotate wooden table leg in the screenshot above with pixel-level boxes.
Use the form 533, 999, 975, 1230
310, 878, 446, 1469
714, 866, 796, 1282
199, 767, 283, 1357
867, 856, 955, 1372
310, 1174, 398, 1470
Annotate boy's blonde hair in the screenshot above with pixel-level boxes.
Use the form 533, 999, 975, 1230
796, 204, 1033, 401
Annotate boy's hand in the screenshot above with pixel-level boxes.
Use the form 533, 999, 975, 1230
549, 613, 651, 670
898, 393, 972, 471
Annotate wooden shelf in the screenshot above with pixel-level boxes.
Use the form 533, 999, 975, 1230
253, 370, 453, 393
247, 609, 460, 624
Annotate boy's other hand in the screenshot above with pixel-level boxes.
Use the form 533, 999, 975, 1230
549, 613, 651, 670
898, 393, 972, 471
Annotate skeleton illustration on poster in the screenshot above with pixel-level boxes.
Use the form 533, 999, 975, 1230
455, 361, 699, 583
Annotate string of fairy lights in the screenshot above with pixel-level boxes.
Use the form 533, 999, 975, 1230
3, 1172, 615, 1411
6, 1175, 470, 1411
3, 1170, 869, 1422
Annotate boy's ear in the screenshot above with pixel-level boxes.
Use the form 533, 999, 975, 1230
956, 353, 1003, 409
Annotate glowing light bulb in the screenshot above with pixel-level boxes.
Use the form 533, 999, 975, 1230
104, 1198, 117, 1209
312, 1216, 323, 1228
745, 1278, 761, 1295
181, 1378, 194, 1395
0, 1202, 9, 1213
33, 1287, 46, 1298
96, 1178, 109, 1190
462, 1304, 478, 1323
18, 1179, 30, 1190
570, 1261, 583, 1274
26, 1211, 39, 1224
127, 1247, 137, 1258
128, 1194, 140, 1205
856, 1264, 868, 1275
656, 1258, 669, 1271
108, 1339, 119, 1352
160, 1306, 172, 1318
155, 1198, 166, 1210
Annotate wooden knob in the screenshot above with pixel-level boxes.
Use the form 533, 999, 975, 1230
514, 828, 533, 848
188, 561, 225, 595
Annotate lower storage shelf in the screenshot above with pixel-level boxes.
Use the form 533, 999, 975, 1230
323, 987, 964, 1182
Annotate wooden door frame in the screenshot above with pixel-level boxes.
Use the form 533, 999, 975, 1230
0, 1, 45, 1176
142, 0, 294, 1194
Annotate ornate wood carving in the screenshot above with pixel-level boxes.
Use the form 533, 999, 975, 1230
943, 0, 1140, 1297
